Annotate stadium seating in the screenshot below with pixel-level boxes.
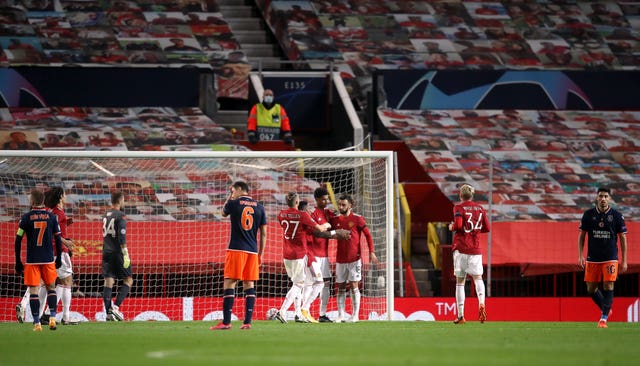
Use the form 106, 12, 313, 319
257, 1, 640, 224
0, 0, 241, 65
0, 0, 250, 99
378, 108, 640, 222
0, 106, 242, 222
259, 1, 640, 106
0, 105, 326, 223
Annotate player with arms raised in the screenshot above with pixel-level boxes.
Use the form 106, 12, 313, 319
449, 184, 490, 324
330, 194, 379, 323
14, 189, 63, 331
212, 181, 267, 330
102, 190, 133, 321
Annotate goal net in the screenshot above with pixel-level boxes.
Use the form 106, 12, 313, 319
0, 150, 394, 322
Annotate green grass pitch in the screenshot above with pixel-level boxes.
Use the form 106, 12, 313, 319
1, 321, 637, 366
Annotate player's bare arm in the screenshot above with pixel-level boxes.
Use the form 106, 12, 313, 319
363, 226, 380, 266
370, 252, 381, 266
62, 237, 74, 251
620, 233, 627, 273
258, 224, 267, 262
578, 230, 586, 269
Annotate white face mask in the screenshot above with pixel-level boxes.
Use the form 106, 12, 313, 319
263, 96, 274, 104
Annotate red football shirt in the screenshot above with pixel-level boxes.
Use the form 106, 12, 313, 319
49, 206, 69, 253
331, 212, 374, 263
308, 207, 335, 257
451, 200, 490, 255
278, 207, 317, 260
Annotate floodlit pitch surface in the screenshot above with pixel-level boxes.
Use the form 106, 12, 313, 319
1, 321, 637, 365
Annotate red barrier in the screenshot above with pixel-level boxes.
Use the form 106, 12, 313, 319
3, 221, 638, 275
2, 297, 639, 322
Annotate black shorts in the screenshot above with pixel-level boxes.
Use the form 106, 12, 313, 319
102, 251, 132, 279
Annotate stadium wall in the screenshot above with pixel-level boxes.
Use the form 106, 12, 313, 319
0, 67, 202, 107
2, 297, 639, 322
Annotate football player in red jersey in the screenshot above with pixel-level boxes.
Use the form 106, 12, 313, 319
449, 184, 490, 324
330, 194, 379, 322
304, 188, 351, 322
273, 192, 328, 323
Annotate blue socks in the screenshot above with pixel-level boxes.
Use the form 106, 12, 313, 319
47, 290, 57, 317
30, 294, 40, 324
222, 288, 235, 325
601, 289, 614, 320
244, 288, 256, 325
590, 289, 604, 310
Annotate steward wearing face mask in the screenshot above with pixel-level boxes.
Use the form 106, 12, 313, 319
247, 89, 293, 145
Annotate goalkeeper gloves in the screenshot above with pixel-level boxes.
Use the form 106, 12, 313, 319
15, 260, 23, 275
55, 255, 62, 269
122, 248, 131, 269
247, 131, 258, 144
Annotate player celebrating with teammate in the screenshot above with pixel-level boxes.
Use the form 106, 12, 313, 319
274, 192, 328, 323
307, 187, 349, 322
14, 189, 63, 331
578, 186, 627, 328
331, 194, 379, 323
212, 181, 267, 330
449, 184, 490, 324
102, 191, 133, 321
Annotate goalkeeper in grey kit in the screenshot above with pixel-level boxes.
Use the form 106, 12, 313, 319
101, 191, 133, 321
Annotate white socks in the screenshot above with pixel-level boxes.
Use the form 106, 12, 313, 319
302, 285, 312, 309
38, 286, 47, 317
456, 284, 465, 318
337, 288, 347, 318
302, 282, 324, 310
56, 284, 72, 320
280, 284, 303, 316
20, 289, 30, 311
455, 279, 486, 319
320, 285, 329, 316
337, 287, 361, 319
474, 278, 486, 306
350, 288, 361, 319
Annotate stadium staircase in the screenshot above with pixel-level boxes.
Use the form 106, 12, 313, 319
216, 0, 285, 132
219, 0, 284, 68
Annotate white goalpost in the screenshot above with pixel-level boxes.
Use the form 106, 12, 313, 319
0, 150, 395, 322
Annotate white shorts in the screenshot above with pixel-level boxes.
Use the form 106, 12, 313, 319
284, 257, 307, 284
335, 259, 362, 283
453, 250, 483, 278
315, 256, 332, 279
56, 252, 73, 279
305, 258, 323, 285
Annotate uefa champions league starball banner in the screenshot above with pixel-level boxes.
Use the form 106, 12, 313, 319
0, 67, 202, 108
376, 70, 640, 110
